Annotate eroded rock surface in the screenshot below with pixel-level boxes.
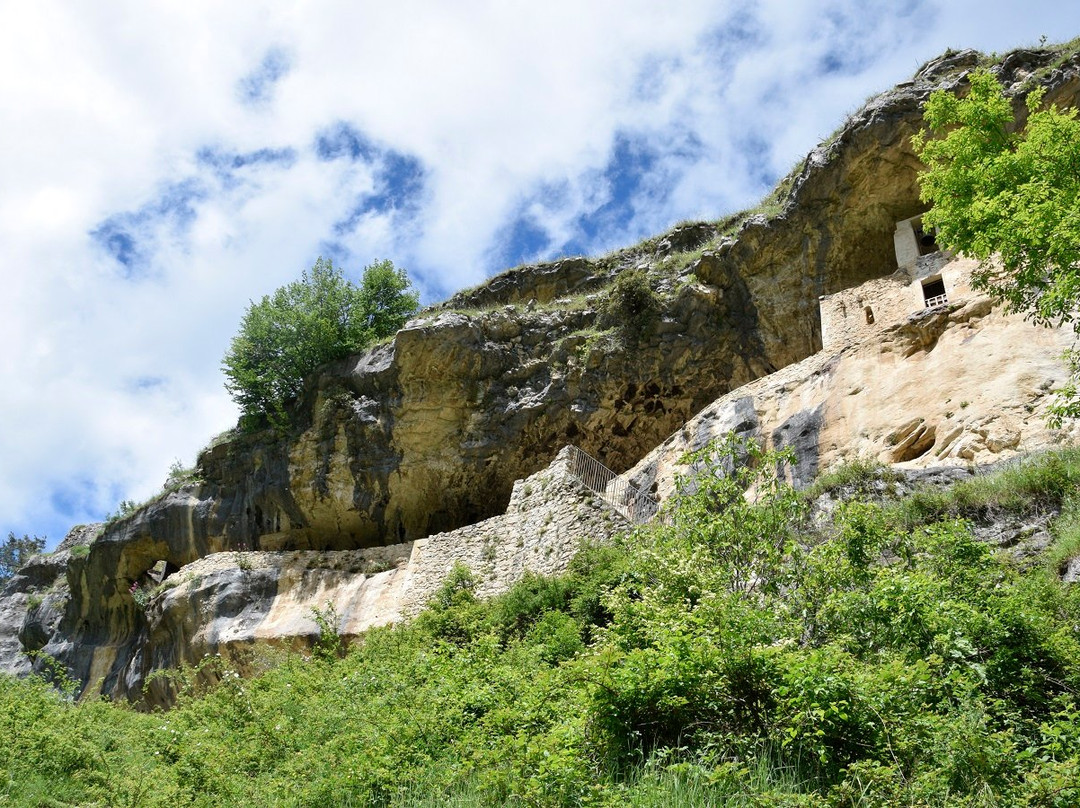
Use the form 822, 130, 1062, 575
0, 525, 99, 680
36, 450, 624, 706
626, 258, 1080, 501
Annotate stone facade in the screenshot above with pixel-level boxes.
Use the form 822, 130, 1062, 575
819, 220, 980, 351
629, 256, 1079, 502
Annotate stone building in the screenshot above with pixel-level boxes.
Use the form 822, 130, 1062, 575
819, 214, 977, 351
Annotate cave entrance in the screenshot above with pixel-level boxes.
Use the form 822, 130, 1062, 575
146, 559, 181, 584
921, 276, 948, 308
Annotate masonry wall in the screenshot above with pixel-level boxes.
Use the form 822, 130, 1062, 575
129, 446, 631, 705
397, 446, 624, 615
820, 255, 977, 351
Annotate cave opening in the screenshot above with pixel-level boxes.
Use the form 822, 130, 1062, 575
914, 219, 939, 256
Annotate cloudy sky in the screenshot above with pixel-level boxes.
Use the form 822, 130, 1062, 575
2, 2, 1078, 548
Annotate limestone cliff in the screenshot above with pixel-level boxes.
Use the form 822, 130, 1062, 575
4, 43, 1080, 704
625, 257, 1080, 501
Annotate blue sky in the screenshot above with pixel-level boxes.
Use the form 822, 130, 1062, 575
2, 1, 1079, 549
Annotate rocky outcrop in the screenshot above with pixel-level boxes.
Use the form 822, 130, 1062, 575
5, 44, 1080, 703
0, 525, 99, 680
625, 257, 1080, 500
164, 45, 1080, 563
21, 449, 624, 705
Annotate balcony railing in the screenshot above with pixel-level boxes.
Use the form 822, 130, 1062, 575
924, 293, 949, 308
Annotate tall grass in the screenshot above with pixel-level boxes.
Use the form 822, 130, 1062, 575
892, 446, 1080, 529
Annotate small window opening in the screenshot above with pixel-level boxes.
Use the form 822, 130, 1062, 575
914, 220, 939, 256
922, 277, 947, 308
864, 306, 875, 324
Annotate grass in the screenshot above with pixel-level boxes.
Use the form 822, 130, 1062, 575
383, 753, 816, 807
803, 456, 903, 501
890, 446, 1080, 529
1045, 493, 1080, 576
201, 426, 239, 454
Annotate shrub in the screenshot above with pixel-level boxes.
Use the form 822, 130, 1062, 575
599, 268, 660, 345
310, 602, 344, 660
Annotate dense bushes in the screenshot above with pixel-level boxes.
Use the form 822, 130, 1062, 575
4, 442, 1080, 806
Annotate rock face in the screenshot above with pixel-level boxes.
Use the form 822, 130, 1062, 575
15, 450, 624, 706
144, 45, 1080, 562
4, 44, 1080, 703
0, 525, 99, 680
625, 257, 1080, 500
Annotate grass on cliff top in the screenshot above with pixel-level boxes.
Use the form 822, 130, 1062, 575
4, 441, 1080, 807
972, 35, 1080, 72
433, 193, 790, 320
443, 37, 1080, 323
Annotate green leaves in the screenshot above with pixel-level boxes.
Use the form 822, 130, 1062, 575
222, 257, 418, 429
0, 531, 45, 582
9, 440, 1080, 804
916, 70, 1080, 422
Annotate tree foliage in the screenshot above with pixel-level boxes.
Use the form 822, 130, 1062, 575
914, 71, 1080, 422
0, 532, 45, 583
222, 257, 418, 428
915, 70, 1080, 328
5, 443, 1080, 805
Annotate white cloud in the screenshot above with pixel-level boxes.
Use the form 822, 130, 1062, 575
1, 1, 1079, 546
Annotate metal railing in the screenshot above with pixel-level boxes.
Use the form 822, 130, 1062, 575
924, 293, 948, 308
565, 445, 661, 524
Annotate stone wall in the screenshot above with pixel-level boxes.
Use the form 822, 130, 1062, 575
396, 446, 622, 615
99, 448, 626, 705
820, 256, 977, 351
629, 256, 1079, 501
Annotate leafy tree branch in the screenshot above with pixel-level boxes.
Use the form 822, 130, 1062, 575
914, 69, 1080, 422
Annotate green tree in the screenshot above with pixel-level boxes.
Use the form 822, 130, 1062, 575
222, 257, 418, 428
0, 532, 46, 583
914, 70, 1080, 421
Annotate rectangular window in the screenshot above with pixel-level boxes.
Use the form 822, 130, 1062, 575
922, 277, 947, 307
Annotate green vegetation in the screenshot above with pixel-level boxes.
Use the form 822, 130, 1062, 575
104, 499, 139, 524
222, 257, 419, 430
890, 448, 1080, 530
0, 532, 45, 583
99, 462, 206, 530
803, 456, 902, 501
163, 459, 202, 494
4, 440, 1080, 805
914, 69, 1080, 423
598, 269, 660, 346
